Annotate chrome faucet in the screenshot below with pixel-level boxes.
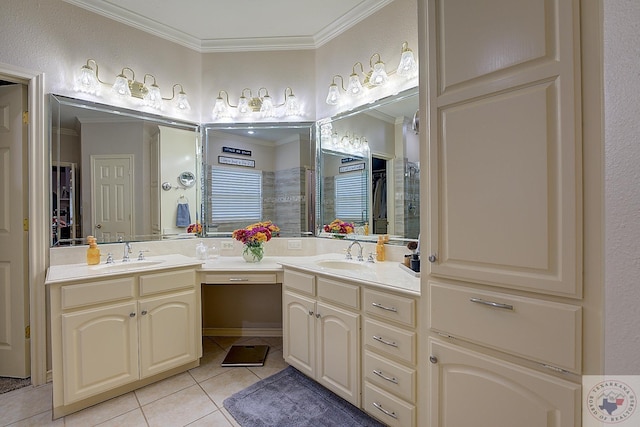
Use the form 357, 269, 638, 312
346, 240, 364, 262
122, 242, 132, 262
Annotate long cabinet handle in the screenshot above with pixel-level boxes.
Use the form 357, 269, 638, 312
372, 302, 397, 312
228, 278, 249, 282
373, 402, 398, 419
373, 335, 398, 347
469, 297, 514, 311
373, 369, 398, 384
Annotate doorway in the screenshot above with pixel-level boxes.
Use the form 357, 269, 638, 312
0, 81, 29, 379
372, 156, 388, 234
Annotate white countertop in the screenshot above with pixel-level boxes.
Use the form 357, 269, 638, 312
47, 253, 420, 296
201, 253, 420, 295
45, 254, 203, 284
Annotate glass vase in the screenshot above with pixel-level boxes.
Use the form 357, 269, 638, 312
242, 242, 264, 263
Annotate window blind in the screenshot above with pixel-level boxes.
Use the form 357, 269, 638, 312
209, 168, 262, 221
335, 172, 367, 223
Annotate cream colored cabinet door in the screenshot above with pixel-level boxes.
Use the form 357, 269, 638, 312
316, 301, 360, 406
422, 0, 582, 298
428, 339, 580, 427
61, 301, 139, 404
139, 290, 197, 378
283, 290, 316, 378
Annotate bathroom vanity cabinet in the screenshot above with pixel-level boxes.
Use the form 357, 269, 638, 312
282, 267, 419, 427
48, 266, 200, 418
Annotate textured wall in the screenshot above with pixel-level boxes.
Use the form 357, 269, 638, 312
604, 0, 640, 374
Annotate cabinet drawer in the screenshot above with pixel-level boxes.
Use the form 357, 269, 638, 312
363, 382, 415, 427
364, 319, 416, 365
203, 272, 277, 284
284, 269, 315, 295
428, 281, 582, 372
139, 269, 195, 296
317, 277, 359, 309
364, 288, 415, 327
61, 277, 135, 309
364, 350, 415, 403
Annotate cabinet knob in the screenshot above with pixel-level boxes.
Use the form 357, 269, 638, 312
429, 355, 438, 364
96, 224, 102, 229
316, 313, 321, 318
428, 254, 437, 263
129, 312, 136, 318
141, 310, 148, 315
309, 310, 314, 316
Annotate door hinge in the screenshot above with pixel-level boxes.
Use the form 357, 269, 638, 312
22, 111, 29, 124
23, 218, 29, 231
25, 325, 30, 339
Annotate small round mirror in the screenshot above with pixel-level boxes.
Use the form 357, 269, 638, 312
178, 171, 196, 188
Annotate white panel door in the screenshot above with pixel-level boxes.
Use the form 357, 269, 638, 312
91, 155, 133, 241
425, 0, 582, 297
0, 83, 29, 378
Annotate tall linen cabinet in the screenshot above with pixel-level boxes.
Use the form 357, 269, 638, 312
417, 0, 591, 426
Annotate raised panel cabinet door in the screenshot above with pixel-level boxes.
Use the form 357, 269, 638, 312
423, 0, 582, 297
428, 339, 580, 427
138, 290, 197, 378
61, 301, 139, 404
283, 291, 316, 378
315, 301, 361, 407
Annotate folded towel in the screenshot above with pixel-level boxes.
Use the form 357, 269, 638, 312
176, 202, 191, 227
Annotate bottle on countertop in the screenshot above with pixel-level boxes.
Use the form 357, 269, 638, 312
86, 235, 100, 265
364, 222, 369, 236
376, 236, 386, 262
196, 242, 208, 260
410, 253, 421, 273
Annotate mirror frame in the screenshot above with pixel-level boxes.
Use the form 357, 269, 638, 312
200, 121, 317, 238
315, 86, 419, 245
49, 94, 201, 247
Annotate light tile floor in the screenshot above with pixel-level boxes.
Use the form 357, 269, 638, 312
0, 336, 288, 427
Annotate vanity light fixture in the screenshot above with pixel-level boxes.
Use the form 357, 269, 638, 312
324, 41, 418, 105
211, 87, 302, 120
320, 124, 369, 156
75, 59, 191, 112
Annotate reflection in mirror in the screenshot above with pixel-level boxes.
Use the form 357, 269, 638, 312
50, 94, 201, 247
317, 87, 419, 243
202, 123, 316, 238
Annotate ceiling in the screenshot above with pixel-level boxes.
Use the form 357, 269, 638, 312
62, 0, 393, 52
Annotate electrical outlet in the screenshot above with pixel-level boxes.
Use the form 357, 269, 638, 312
287, 239, 302, 250
221, 240, 234, 250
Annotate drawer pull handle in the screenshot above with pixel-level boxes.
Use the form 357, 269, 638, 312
469, 298, 513, 311
372, 302, 397, 312
228, 278, 249, 282
373, 369, 398, 384
373, 335, 398, 347
373, 402, 398, 419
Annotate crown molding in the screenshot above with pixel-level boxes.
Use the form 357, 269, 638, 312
62, 0, 394, 53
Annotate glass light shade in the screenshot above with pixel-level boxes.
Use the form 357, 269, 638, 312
76, 65, 100, 94
112, 75, 131, 97
369, 62, 389, 86
397, 50, 418, 78
284, 94, 301, 116
325, 83, 340, 105
143, 84, 163, 110
331, 131, 339, 147
238, 96, 250, 114
212, 97, 231, 119
260, 95, 275, 118
174, 92, 191, 111
347, 74, 364, 96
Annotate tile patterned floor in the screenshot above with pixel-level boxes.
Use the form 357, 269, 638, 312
0, 336, 288, 427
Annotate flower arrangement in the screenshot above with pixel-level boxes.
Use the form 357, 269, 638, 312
232, 221, 280, 262
324, 219, 355, 235
186, 223, 202, 234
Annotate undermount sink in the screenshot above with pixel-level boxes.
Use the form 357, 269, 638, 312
315, 260, 371, 272
91, 259, 165, 271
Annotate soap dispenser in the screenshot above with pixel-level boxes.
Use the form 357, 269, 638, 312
376, 236, 386, 262
86, 235, 100, 265
196, 242, 208, 260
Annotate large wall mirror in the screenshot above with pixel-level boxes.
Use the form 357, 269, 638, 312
50, 94, 201, 246
317, 87, 419, 244
201, 122, 316, 237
